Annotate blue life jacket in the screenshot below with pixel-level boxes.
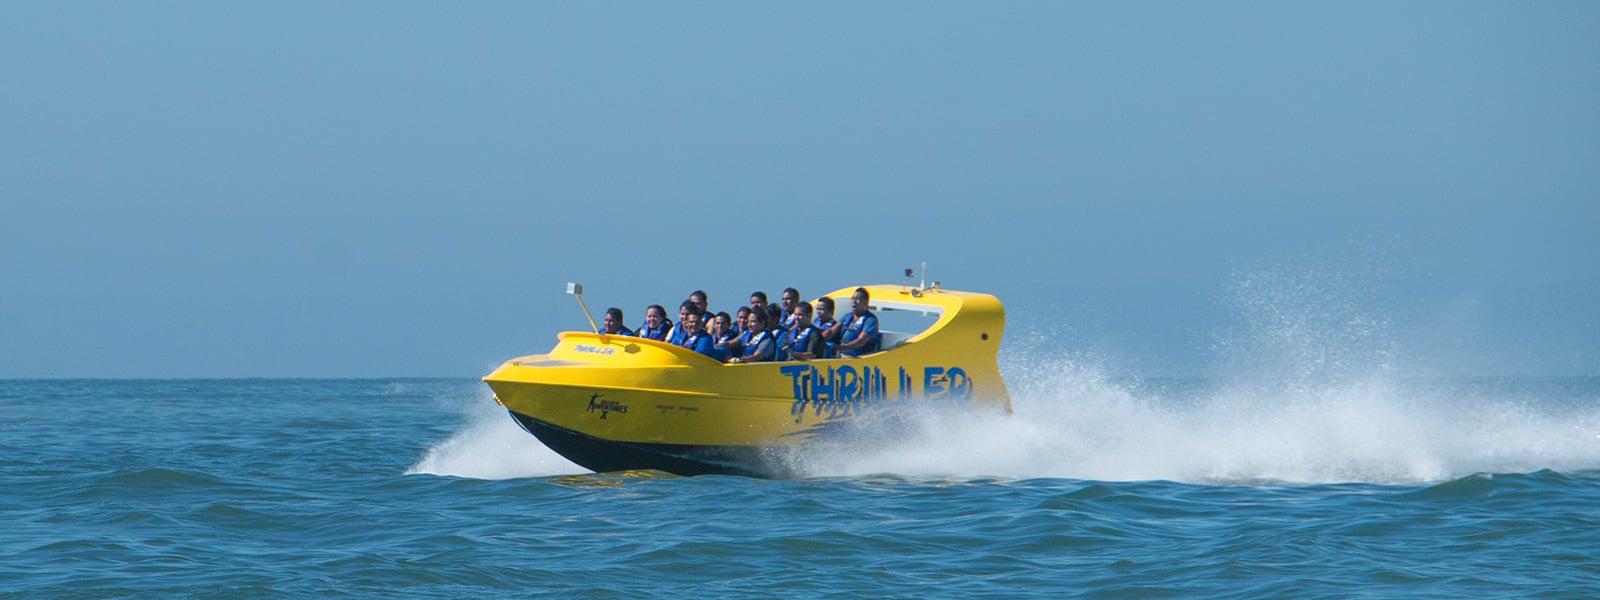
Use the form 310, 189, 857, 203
785, 325, 819, 359
739, 330, 776, 362
712, 331, 739, 362
667, 324, 687, 346
635, 322, 669, 341
681, 332, 716, 358
813, 317, 839, 358
840, 311, 880, 357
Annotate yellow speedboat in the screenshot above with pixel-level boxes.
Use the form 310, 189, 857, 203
483, 283, 1011, 477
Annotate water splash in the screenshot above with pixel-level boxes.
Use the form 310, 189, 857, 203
405, 390, 584, 479
818, 259, 1600, 484
1214, 259, 1400, 386
816, 354, 1600, 483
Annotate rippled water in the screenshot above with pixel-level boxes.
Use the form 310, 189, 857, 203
4, 377, 1599, 597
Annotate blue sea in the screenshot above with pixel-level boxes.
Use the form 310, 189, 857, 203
5, 371, 1599, 598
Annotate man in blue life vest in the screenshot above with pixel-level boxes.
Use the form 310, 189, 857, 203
728, 309, 776, 363
782, 301, 825, 361
677, 311, 717, 358
601, 307, 635, 337
709, 312, 740, 362
667, 300, 693, 346
779, 287, 801, 331
764, 304, 784, 334
813, 296, 842, 359
748, 291, 769, 323
837, 287, 880, 358
689, 290, 711, 324
634, 304, 670, 341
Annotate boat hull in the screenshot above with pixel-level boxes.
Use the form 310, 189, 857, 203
505, 410, 799, 478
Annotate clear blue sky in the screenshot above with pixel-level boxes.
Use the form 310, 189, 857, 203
3, 2, 1595, 377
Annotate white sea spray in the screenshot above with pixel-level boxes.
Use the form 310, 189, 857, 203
406, 388, 584, 479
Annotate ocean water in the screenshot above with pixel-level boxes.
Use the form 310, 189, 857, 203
4, 369, 1599, 598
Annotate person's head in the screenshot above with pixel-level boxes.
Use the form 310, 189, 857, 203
736, 306, 752, 324
714, 312, 732, 334
645, 304, 667, 328
780, 287, 800, 311
749, 291, 768, 312
684, 311, 704, 335
689, 290, 708, 314
603, 307, 625, 333
744, 309, 766, 332
793, 301, 813, 329
816, 296, 835, 321
678, 300, 693, 322
765, 304, 783, 330
851, 287, 870, 315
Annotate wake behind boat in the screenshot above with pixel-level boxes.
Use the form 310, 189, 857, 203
483, 280, 1011, 478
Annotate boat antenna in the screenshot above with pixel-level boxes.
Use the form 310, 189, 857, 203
566, 282, 600, 333
906, 262, 941, 296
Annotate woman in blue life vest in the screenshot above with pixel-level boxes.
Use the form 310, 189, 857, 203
729, 309, 776, 363
601, 307, 634, 337
710, 312, 740, 362
677, 311, 717, 358
782, 301, 825, 361
634, 304, 670, 341
667, 300, 693, 346
837, 287, 880, 358
813, 296, 842, 359
732, 306, 752, 337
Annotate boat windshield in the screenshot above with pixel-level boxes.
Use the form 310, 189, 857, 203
870, 301, 943, 350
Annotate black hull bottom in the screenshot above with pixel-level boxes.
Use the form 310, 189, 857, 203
506, 410, 801, 478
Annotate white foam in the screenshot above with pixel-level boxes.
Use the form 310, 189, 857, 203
813, 356, 1600, 485
406, 390, 585, 479
816, 259, 1600, 483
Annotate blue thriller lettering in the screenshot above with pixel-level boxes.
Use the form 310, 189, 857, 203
838, 366, 859, 402
781, 365, 809, 401
924, 366, 945, 398
814, 366, 835, 405
783, 365, 817, 423
945, 367, 971, 400
834, 366, 860, 419
785, 363, 972, 424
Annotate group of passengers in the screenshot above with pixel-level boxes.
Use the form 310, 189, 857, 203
601, 287, 881, 363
